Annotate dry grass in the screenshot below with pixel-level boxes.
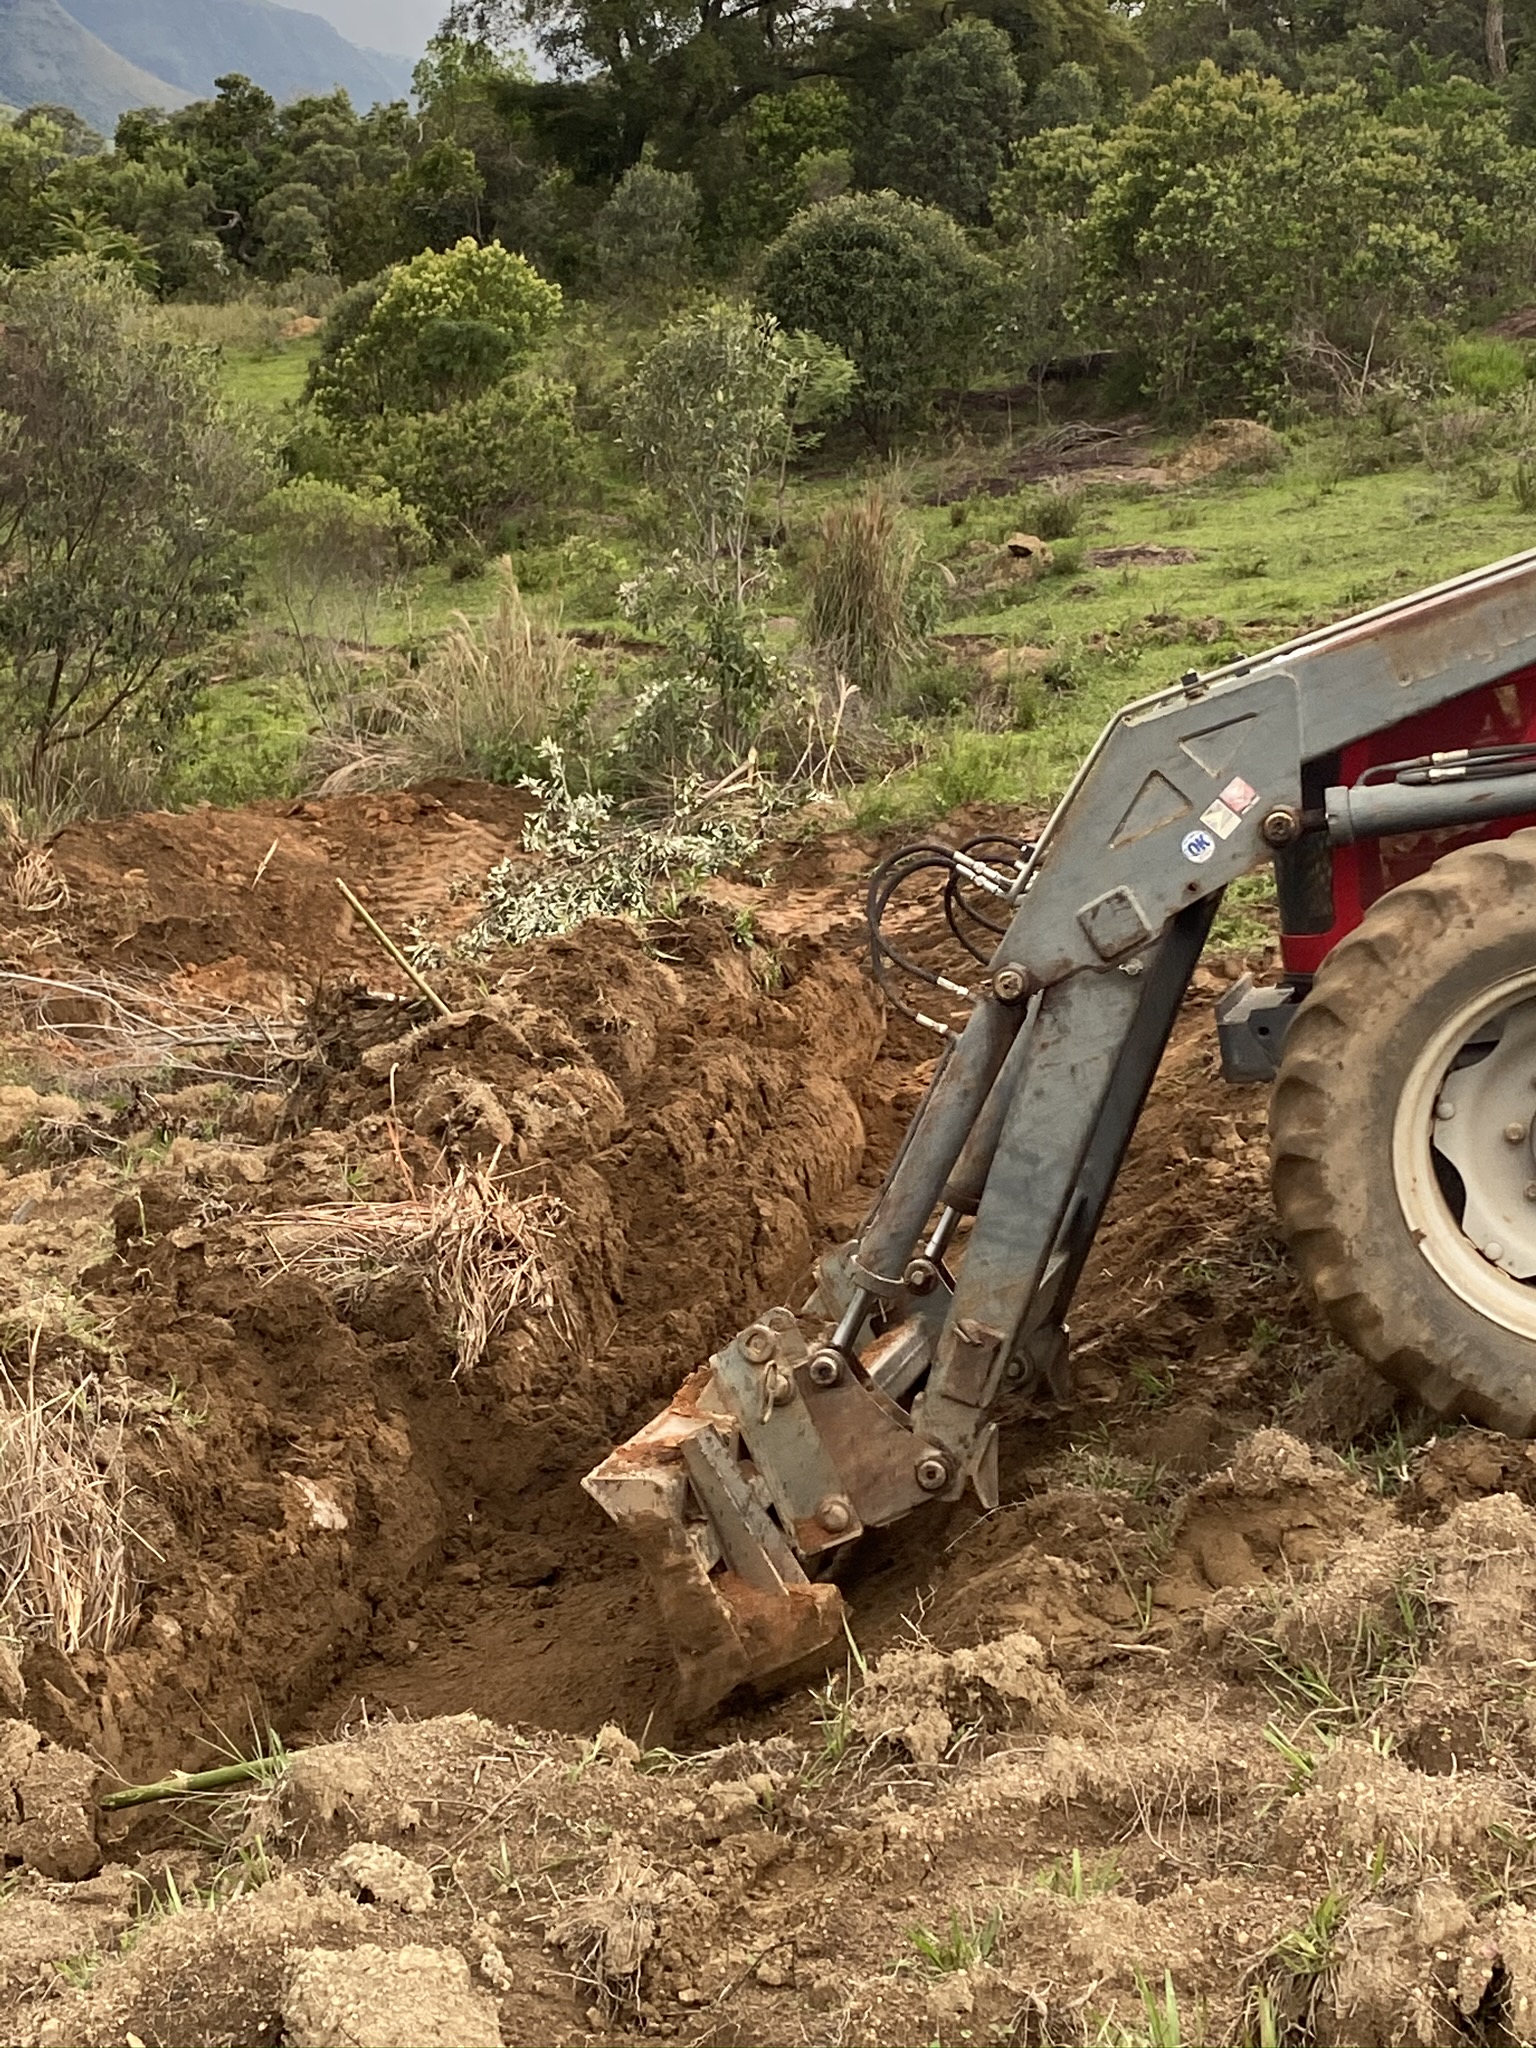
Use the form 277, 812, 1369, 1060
259, 1158, 571, 1374
0, 967, 302, 1084
310, 563, 575, 795
0, 801, 68, 915
0, 1341, 139, 1656
803, 485, 925, 704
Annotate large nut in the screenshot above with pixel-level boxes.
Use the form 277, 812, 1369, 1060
1261, 806, 1301, 848
992, 963, 1031, 1005
807, 1349, 842, 1388
817, 1495, 853, 1534
903, 1256, 939, 1295
915, 1452, 950, 1493
741, 1323, 778, 1364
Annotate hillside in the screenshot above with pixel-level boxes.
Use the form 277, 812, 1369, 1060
0, 0, 187, 132
63, 0, 413, 107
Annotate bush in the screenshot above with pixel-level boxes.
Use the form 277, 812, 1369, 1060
803, 486, 927, 702
1444, 335, 1528, 403
758, 193, 995, 432
364, 375, 578, 547
308, 238, 562, 422
256, 478, 428, 657
593, 162, 701, 297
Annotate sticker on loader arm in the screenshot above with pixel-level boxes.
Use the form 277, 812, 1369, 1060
1181, 827, 1217, 864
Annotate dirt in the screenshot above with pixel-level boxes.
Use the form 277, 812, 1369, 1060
6, 782, 1536, 2045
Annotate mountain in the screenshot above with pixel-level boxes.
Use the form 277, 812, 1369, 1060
61, 0, 415, 109
0, 0, 188, 133
291, 0, 440, 60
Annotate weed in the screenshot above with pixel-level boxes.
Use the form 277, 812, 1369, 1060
1241, 1889, 1345, 2045
905, 1905, 1003, 1974
1095, 1972, 1187, 2047
1207, 868, 1277, 952
1128, 1361, 1174, 1406
1515, 452, 1536, 515
1036, 1848, 1122, 1898
1241, 1566, 1435, 1733
1016, 480, 1085, 540
310, 563, 580, 793
54, 1950, 100, 1990
1335, 1414, 1432, 1496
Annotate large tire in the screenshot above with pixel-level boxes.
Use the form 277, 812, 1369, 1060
1270, 829, 1536, 1435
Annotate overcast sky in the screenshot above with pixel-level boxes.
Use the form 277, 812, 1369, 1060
302, 0, 446, 58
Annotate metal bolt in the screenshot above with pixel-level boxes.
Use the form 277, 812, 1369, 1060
992, 963, 1031, 1005
1508, 1123, 1529, 1144
742, 1323, 778, 1364
1485, 1241, 1506, 1265
807, 1349, 842, 1388
817, 1495, 853, 1534
1434, 1099, 1455, 1121
1261, 807, 1301, 848
904, 1256, 939, 1295
915, 1453, 950, 1493
1524, 1183, 1536, 1201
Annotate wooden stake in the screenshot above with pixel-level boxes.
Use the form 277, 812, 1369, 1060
335, 878, 452, 1017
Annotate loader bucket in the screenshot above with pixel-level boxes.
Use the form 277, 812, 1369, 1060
583, 1371, 847, 1722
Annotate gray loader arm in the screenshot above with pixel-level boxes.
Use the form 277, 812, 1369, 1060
586, 548, 1536, 1718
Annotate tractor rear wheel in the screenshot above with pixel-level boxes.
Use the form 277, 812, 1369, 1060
1270, 830, 1536, 1434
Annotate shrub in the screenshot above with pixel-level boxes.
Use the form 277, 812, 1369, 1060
1014, 480, 1085, 539
308, 239, 562, 423
593, 162, 701, 297
256, 478, 428, 658
310, 563, 578, 791
0, 257, 268, 800
365, 375, 578, 546
803, 486, 927, 702
621, 300, 799, 606
757, 192, 995, 432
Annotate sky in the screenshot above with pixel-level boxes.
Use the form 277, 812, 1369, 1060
301, 0, 445, 58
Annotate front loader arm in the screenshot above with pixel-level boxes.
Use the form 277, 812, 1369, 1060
586, 548, 1536, 1718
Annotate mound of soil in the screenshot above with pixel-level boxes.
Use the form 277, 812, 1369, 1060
15, 778, 1535, 2048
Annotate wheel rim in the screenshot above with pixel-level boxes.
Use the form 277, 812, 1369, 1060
1394, 965, 1536, 1341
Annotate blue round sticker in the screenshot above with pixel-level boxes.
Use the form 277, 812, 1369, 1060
1181, 828, 1216, 864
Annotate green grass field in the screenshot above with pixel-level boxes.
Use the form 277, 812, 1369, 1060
196, 330, 1536, 825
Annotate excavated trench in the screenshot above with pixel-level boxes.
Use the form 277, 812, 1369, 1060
13, 916, 886, 1776
4, 787, 1325, 1785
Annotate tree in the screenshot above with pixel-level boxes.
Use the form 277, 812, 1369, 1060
308, 237, 563, 422
757, 192, 996, 430
1070, 62, 1536, 408
0, 259, 267, 790
881, 18, 1025, 224
622, 300, 800, 608
1023, 60, 1104, 132
593, 159, 701, 294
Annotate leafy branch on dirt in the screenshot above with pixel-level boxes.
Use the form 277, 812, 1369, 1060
462, 742, 765, 947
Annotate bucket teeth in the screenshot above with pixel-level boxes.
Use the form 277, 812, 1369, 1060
582, 1372, 845, 1721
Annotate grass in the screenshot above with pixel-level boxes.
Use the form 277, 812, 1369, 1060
1242, 1568, 1435, 1734
216, 339, 319, 415
856, 449, 1536, 827
904, 1905, 1003, 1973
